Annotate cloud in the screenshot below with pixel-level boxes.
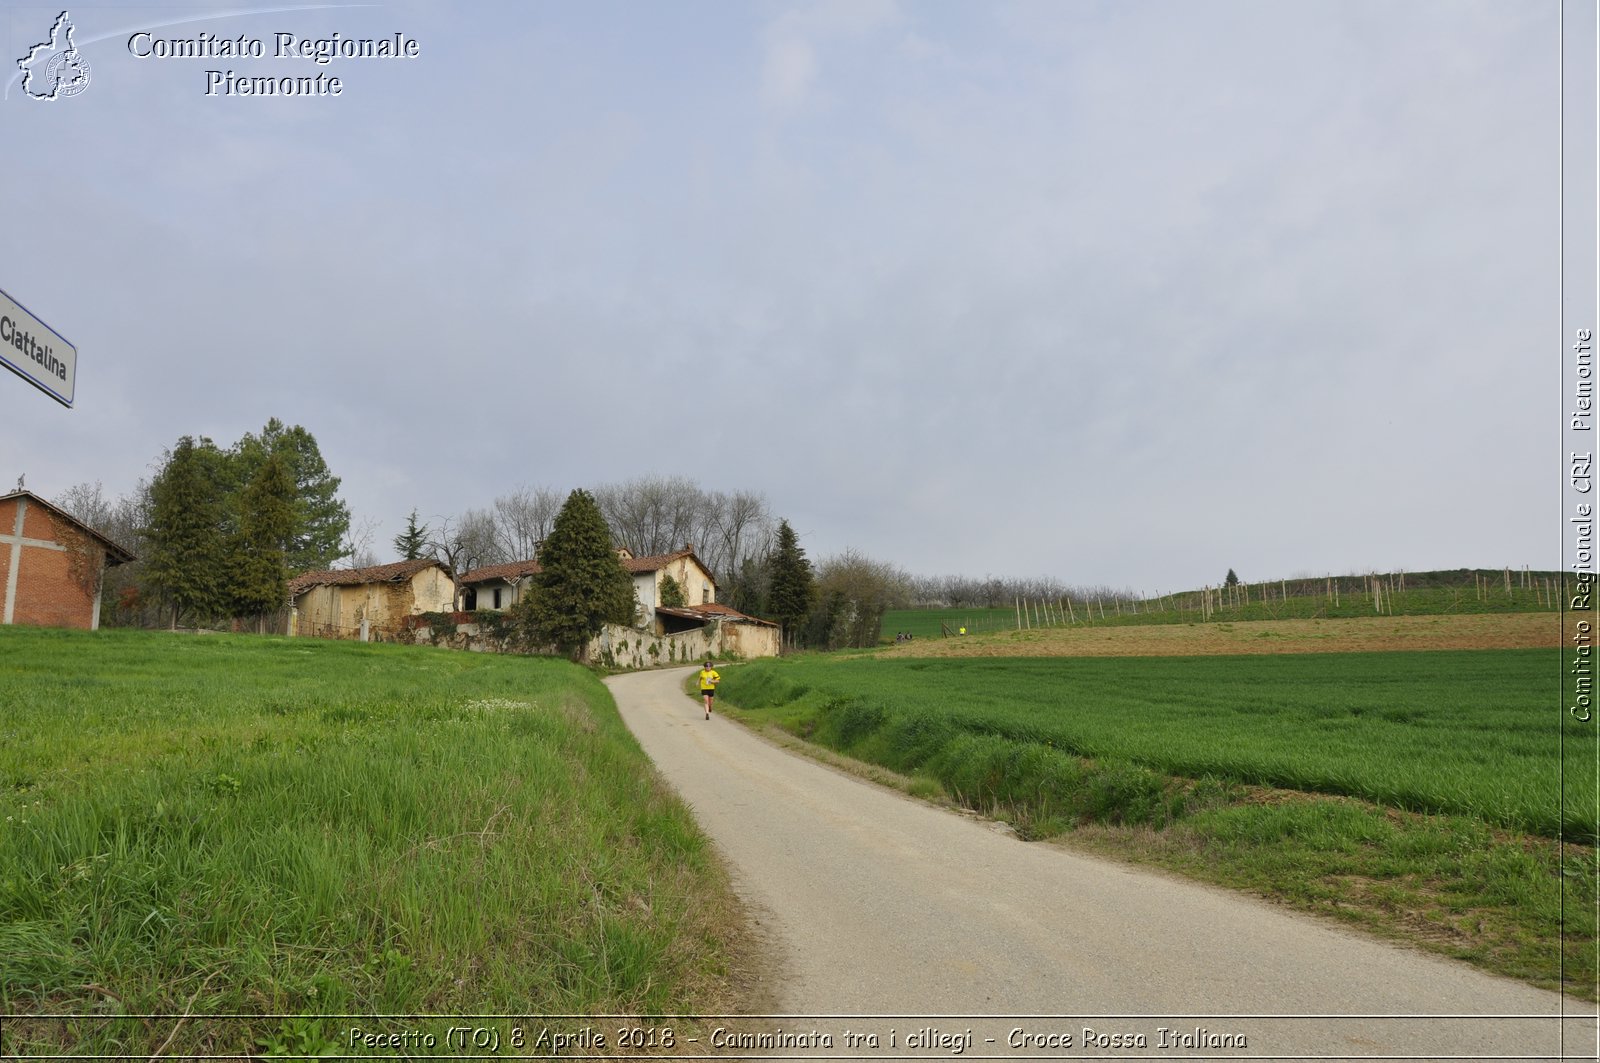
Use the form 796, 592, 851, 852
761, 36, 816, 108
759, 0, 900, 110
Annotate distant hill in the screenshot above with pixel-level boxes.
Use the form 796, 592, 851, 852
885, 567, 1570, 640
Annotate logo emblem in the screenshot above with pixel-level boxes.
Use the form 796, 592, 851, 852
17, 11, 91, 101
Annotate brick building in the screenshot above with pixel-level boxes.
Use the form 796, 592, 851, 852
0, 489, 134, 630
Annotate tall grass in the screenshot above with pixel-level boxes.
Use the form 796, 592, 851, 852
0, 627, 734, 1056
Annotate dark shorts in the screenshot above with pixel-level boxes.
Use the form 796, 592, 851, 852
701, 688, 716, 698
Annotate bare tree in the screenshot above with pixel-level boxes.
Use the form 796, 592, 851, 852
492, 485, 563, 561
594, 475, 702, 558
54, 479, 155, 627
340, 515, 382, 569
430, 509, 501, 609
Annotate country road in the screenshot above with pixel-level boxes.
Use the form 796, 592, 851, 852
606, 667, 1595, 1060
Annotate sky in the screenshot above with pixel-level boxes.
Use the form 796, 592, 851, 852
0, 0, 1569, 596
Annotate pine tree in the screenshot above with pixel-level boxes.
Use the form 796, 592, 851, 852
233, 418, 351, 572
1225, 568, 1240, 587
518, 489, 636, 659
393, 509, 431, 560
231, 451, 296, 626
143, 436, 230, 627
766, 519, 814, 651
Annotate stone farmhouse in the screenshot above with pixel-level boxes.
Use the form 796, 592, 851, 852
461, 544, 779, 662
0, 489, 133, 631
287, 558, 455, 639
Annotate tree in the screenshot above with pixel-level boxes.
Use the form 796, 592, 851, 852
1225, 568, 1240, 587
765, 519, 815, 651
56, 479, 152, 627
658, 573, 687, 608
143, 436, 230, 627
492, 485, 563, 561
233, 418, 351, 572
394, 509, 430, 560
808, 550, 909, 650
516, 489, 636, 659
230, 451, 296, 627
430, 508, 501, 609
592, 476, 775, 586
727, 554, 769, 617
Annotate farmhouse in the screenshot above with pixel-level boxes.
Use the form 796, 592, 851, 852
459, 544, 780, 660
0, 489, 133, 631
288, 558, 455, 639
462, 545, 720, 629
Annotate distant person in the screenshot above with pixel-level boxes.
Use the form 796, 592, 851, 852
698, 660, 721, 720
958, 626, 967, 636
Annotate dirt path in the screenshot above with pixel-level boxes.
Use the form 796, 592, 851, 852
606, 667, 1592, 1059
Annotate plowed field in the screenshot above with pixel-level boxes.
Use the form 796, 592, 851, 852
882, 611, 1561, 658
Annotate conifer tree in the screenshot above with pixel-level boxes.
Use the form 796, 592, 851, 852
393, 508, 431, 561
233, 418, 350, 571
766, 519, 814, 651
519, 489, 636, 659
231, 451, 296, 626
143, 436, 230, 627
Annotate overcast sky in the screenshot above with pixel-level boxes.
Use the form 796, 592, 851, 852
0, 0, 1563, 594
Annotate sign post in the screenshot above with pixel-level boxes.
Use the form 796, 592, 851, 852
0, 286, 76, 408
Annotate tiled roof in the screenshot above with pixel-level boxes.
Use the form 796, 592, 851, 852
460, 548, 720, 587
460, 559, 542, 584
623, 548, 717, 586
288, 558, 447, 595
656, 603, 776, 626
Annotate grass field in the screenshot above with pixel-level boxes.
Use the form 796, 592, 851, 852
0, 627, 741, 1057
719, 651, 1586, 839
714, 650, 1597, 996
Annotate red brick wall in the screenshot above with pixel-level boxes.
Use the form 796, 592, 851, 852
1, 497, 102, 630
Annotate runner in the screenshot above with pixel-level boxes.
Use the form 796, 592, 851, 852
698, 660, 721, 720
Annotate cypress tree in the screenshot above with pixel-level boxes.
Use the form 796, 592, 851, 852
766, 519, 814, 651
520, 489, 636, 659
143, 436, 230, 627
231, 451, 296, 626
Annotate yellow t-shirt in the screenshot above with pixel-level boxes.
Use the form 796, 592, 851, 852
698, 668, 721, 691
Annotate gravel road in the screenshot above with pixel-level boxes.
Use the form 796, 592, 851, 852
607, 667, 1595, 1060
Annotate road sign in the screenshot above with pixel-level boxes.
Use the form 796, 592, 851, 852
0, 285, 76, 408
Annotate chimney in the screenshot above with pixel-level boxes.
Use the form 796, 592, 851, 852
683, 542, 694, 553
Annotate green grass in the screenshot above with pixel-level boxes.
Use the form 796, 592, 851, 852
718, 651, 1588, 840
885, 575, 1570, 640
714, 651, 1597, 997
0, 627, 737, 1057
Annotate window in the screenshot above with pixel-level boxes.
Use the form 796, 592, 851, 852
702, 583, 710, 604
493, 588, 502, 609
